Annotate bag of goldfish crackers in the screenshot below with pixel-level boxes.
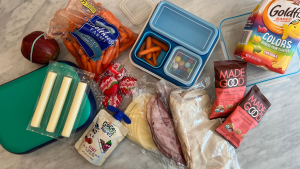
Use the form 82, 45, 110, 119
234, 0, 300, 74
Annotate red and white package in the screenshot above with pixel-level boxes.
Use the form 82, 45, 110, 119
99, 76, 119, 96
216, 85, 271, 148
96, 62, 140, 109
102, 93, 123, 108
106, 62, 127, 81
120, 77, 137, 96
210, 60, 247, 119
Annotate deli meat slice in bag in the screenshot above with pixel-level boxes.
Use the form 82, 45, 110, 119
146, 93, 186, 166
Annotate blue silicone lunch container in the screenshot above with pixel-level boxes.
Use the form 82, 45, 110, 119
129, 1, 219, 87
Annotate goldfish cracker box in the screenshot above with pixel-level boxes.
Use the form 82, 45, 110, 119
234, 0, 300, 74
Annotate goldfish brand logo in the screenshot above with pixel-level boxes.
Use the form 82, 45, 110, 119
101, 121, 116, 137
269, 5, 300, 18
243, 95, 267, 122
263, 0, 300, 38
219, 68, 245, 88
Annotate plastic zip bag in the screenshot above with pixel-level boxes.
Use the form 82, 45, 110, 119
46, 0, 137, 77
169, 78, 241, 169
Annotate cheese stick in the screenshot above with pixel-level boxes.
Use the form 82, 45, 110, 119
61, 82, 87, 137
31, 71, 57, 128
46, 77, 72, 133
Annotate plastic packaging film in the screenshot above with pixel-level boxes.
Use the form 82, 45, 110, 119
27, 61, 94, 142
62, 82, 87, 137
46, 77, 72, 133
169, 88, 241, 169
31, 71, 57, 128
95, 61, 140, 111
46, 0, 137, 76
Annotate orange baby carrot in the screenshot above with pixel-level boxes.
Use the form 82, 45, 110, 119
96, 59, 102, 74
145, 37, 152, 59
152, 53, 157, 66
63, 40, 81, 59
81, 55, 88, 69
119, 28, 128, 40
112, 40, 120, 60
138, 42, 146, 58
102, 46, 114, 65
100, 10, 120, 29
146, 37, 152, 48
153, 51, 160, 67
156, 50, 161, 58
142, 56, 156, 67
151, 43, 155, 60
109, 41, 118, 60
113, 46, 120, 60
119, 36, 137, 53
121, 25, 133, 41
151, 38, 168, 51
76, 58, 86, 70
90, 60, 97, 74
103, 44, 118, 69
139, 46, 161, 56
87, 61, 92, 73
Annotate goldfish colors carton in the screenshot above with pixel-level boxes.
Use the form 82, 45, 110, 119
234, 0, 300, 74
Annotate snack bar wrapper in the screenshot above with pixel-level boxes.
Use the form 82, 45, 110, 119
47, 0, 137, 77
216, 85, 271, 148
234, 0, 300, 74
210, 60, 247, 119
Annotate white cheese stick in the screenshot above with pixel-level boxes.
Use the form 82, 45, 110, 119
46, 77, 72, 133
31, 71, 57, 128
61, 82, 87, 137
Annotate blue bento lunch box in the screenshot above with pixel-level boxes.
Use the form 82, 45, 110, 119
129, 1, 219, 87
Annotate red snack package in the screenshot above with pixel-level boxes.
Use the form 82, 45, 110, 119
120, 77, 138, 96
210, 60, 247, 119
216, 85, 271, 148
106, 63, 127, 81
102, 93, 123, 108
99, 76, 119, 96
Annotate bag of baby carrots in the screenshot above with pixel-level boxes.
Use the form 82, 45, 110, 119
46, 0, 137, 77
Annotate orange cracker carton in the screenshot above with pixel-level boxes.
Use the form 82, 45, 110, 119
234, 0, 300, 74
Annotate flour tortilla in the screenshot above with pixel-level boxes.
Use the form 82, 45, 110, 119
170, 89, 230, 169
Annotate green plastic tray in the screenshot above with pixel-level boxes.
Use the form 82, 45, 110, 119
0, 61, 96, 154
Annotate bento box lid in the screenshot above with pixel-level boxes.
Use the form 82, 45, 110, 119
120, 0, 155, 25
149, 1, 219, 55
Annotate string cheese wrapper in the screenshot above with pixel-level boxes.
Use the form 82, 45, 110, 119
62, 82, 87, 137
46, 77, 72, 133
31, 71, 57, 128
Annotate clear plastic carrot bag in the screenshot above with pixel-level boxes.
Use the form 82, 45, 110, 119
46, 0, 137, 77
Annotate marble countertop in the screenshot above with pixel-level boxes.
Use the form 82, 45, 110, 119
1, 0, 300, 168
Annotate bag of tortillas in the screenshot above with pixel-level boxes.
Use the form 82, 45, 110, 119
169, 78, 241, 169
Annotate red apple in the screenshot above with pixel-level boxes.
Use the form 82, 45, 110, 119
21, 31, 60, 64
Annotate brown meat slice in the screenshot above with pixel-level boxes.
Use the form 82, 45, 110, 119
147, 94, 186, 165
